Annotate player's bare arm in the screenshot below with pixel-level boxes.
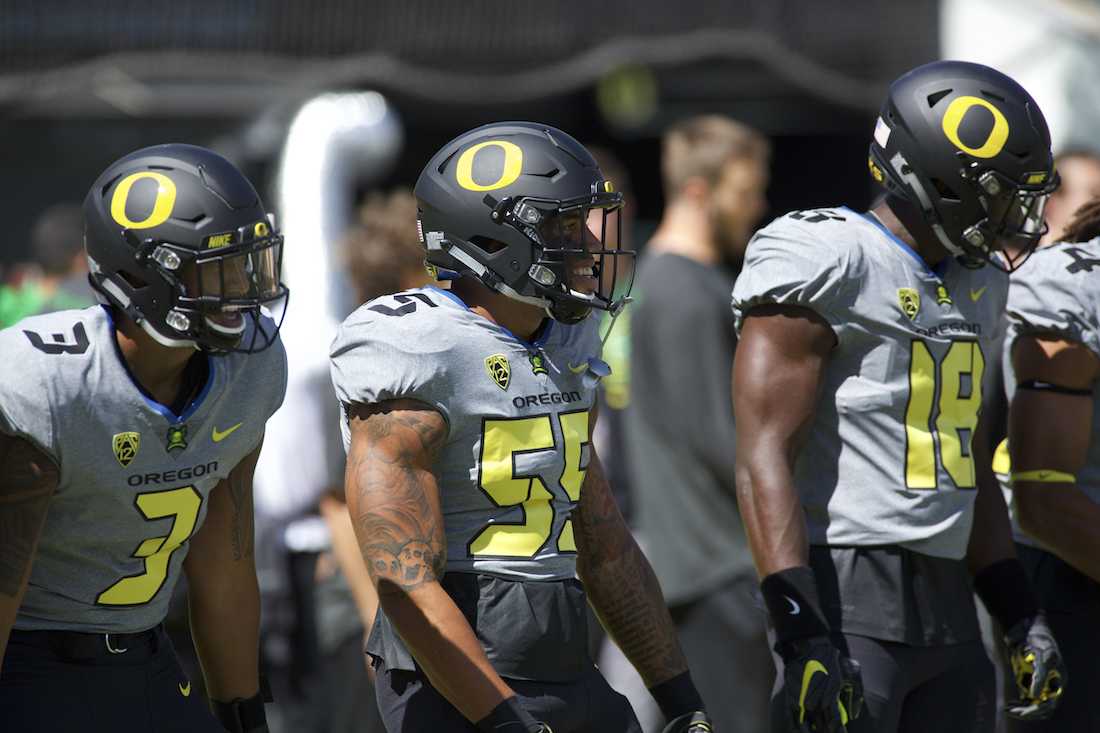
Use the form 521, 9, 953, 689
0, 433, 58, 664
344, 399, 515, 722
1009, 334, 1100, 581
965, 404, 1018, 573
733, 304, 833, 577
734, 304, 865, 731
573, 426, 688, 687
184, 439, 265, 702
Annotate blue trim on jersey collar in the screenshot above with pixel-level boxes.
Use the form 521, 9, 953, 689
850, 208, 944, 279
427, 286, 469, 310
102, 305, 217, 424
426, 285, 554, 351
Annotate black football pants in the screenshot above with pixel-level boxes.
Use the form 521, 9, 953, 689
0, 626, 223, 732
1007, 544, 1100, 732
375, 662, 641, 733
769, 632, 995, 733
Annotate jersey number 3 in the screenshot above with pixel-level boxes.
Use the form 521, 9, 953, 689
97, 486, 203, 605
904, 340, 984, 489
471, 411, 589, 557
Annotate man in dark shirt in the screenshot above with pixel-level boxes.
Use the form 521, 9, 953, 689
625, 115, 771, 732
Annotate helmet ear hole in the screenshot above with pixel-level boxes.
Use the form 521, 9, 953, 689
469, 236, 508, 254
930, 178, 961, 202
118, 270, 148, 289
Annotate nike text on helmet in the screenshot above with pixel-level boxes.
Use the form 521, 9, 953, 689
414, 121, 634, 323
869, 60, 1058, 270
84, 143, 288, 352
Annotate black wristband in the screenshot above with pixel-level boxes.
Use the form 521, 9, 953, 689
475, 696, 540, 732
211, 692, 267, 733
973, 558, 1040, 632
648, 670, 705, 722
760, 566, 830, 645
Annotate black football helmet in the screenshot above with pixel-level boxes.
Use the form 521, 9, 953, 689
84, 144, 288, 352
414, 122, 632, 323
869, 60, 1057, 270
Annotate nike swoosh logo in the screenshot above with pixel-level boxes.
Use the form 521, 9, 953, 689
212, 423, 243, 442
970, 286, 987, 302
179, 681, 191, 697
784, 595, 801, 615
568, 360, 588, 374
799, 660, 828, 723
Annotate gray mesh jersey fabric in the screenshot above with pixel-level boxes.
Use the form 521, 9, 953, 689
1000, 238, 1100, 546
732, 207, 1008, 559
0, 305, 287, 632
330, 286, 605, 581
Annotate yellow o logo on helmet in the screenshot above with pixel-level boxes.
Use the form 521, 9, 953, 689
110, 172, 178, 229
455, 140, 524, 192
941, 96, 1010, 159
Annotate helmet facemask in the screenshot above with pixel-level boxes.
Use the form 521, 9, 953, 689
954, 162, 1059, 271
493, 189, 634, 324
131, 222, 288, 353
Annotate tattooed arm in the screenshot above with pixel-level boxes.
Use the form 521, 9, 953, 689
0, 433, 59, 664
184, 439, 263, 702
574, 410, 689, 688
345, 399, 515, 723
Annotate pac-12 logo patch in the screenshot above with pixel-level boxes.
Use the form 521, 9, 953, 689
112, 432, 140, 467
485, 354, 510, 391
898, 288, 920, 321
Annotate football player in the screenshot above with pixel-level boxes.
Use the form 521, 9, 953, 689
330, 122, 711, 733
731, 61, 1066, 732
0, 144, 288, 733
997, 198, 1100, 731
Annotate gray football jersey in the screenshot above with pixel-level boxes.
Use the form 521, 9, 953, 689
732, 207, 1007, 559
0, 306, 287, 632
330, 286, 604, 581
999, 238, 1100, 546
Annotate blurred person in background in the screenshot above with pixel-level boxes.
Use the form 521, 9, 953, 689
1039, 149, 1100, 246
258, 189, 428, 733
622, 114, 772, 732
0, 203, 95, 328
0, 144, 288, 733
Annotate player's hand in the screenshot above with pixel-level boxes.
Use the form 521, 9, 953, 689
1004, 612, 1065, 720
779, 636, 863, 732
475, 696, 552, 732
661, 710, 713, 732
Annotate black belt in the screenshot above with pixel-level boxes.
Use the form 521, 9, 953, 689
10, 625, 163, 661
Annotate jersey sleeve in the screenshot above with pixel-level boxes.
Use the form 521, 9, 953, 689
329, 305, 455, 428
731, 214, 856, 337
0, 327, 56, 458
1007, 245, 1100, 358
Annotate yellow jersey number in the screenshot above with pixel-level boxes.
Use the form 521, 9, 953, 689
97, 486, 203, 605
904, 340, 985, 489
470, 410, 589, 557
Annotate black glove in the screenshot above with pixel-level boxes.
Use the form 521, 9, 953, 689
1004, 612, 1066, 721
476, 697, 551, 733
761, 567, 863, 733
973, 559, 1067, 721
661, 710, 714, 733
779, 636, 863, 733
211, 692, 268, 733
